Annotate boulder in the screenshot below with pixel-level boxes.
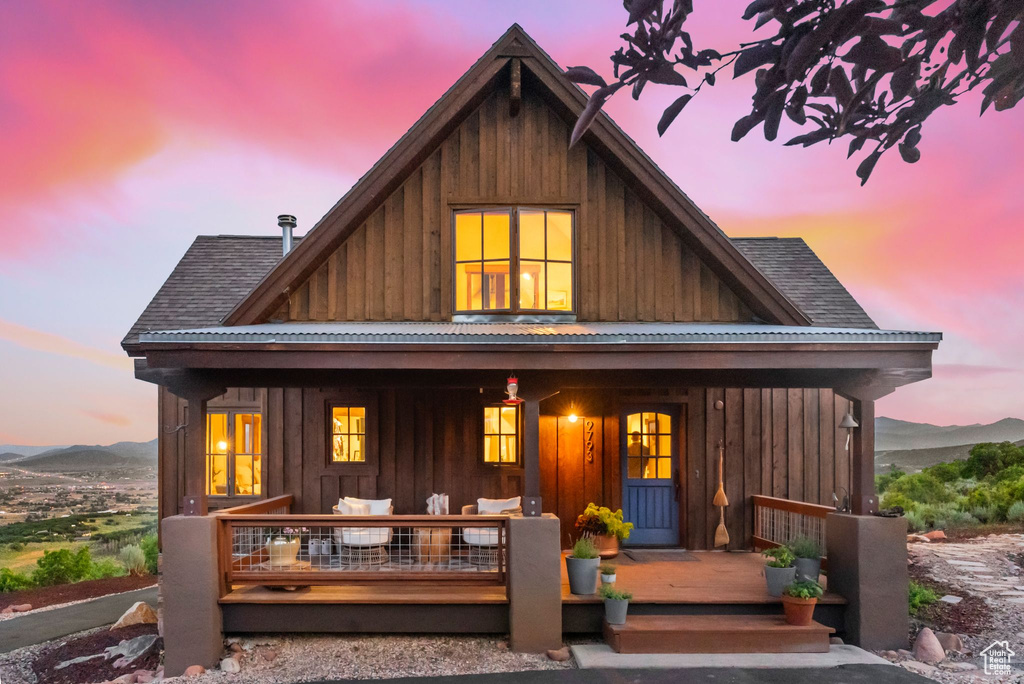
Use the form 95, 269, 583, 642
110, 635, 160, 669
912, 627, 946, 664
184, 665, 206, 677
5, 604, 32, 613
907, 534, 931, 543
923, 530, 946, 541
111, 602, 157, 630
935, 632, 964, 653
546, 646, 571, 662
220, 657, 241, 673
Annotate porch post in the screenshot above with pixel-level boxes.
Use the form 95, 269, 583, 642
182, 393, 209, 516
522, 398, 542, 517
851, 399, 876, 515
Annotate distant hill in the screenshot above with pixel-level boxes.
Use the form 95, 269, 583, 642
875, 416, 1024, 451
0, 444, 69, 459
0, 452, 27, 463
14, 439, 157, 471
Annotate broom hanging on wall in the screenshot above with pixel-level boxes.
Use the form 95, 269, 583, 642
713, 440, 729, 547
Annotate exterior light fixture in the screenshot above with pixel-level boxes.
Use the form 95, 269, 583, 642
567, 401, 578, 423
839, 412, 859, 451
503, 375, 522, 405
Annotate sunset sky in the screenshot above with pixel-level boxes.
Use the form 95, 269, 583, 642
1, 1, 1021, 446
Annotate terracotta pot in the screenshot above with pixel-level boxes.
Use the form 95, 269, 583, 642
590, 534, 619, 559
781, 594, 817, 626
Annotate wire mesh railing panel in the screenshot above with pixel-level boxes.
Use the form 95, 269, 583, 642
752, 495, 832, 554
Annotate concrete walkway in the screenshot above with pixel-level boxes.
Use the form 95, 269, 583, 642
0, 585, 157, 654
317, 665, 930, 683
571, 644, 894, 669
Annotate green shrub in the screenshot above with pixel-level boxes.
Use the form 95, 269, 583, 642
0, 568, 34, 592
945, 510, 980, 528
876, 467, 906, 494
86, 558, 124, 580
1007, 500, 1024, 523
927, 461, 967, 483
119, 545, 147, 576
599, 584, 632, 600
140, 534, 159, 575
32, 547, 92, 586
905, 510, 927, 533
783, 580, 823, 600
762, 545, 795, 568
962, 442, 1024, 480
908, 580, 938, 615
7, 542, 25, 552
570, 537, 599, 560
886, 472, 955, 505
881, 491, 917, 512
790, 536, 821, 559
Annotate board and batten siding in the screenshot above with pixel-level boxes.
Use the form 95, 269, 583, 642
272, 84, 755, 324
160, 386, 850, 551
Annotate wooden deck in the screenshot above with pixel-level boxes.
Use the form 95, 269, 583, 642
221, 583, 507, 605
561, 550, 845, 605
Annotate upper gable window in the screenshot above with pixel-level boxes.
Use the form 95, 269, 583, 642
454, 208, 574, 315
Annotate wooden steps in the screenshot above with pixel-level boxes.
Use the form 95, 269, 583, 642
603, 614, 834, 654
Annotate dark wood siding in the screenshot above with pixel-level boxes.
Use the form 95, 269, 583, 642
274, 84, 756, 324
160, 385, 852, 550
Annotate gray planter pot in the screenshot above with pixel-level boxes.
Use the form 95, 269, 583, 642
604, 598, 629, 625
601, 573, 617, 585
566, 556, 600, 595
764, 565, 797, 597
795, 557, 822, 582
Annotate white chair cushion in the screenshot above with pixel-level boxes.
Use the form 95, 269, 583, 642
477, 496, 521, 515
463, 527, 500, 546
344, 496, 393, 516
336, 500, 371, 516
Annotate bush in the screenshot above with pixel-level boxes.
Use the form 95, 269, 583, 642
140, 534, 159, 575
886, 472, 955, 505
905, 510, 927, 533
909, 580, 938, 615
86, 558, 124, 580
0, 568, 34, 592
881, 491, 917, 512
876, 467, 906, 494
32, 547, 92, 586
570, 536, 599, 560
120, 545, 147, 576
928, 461, 967, 483
7, 542, 25, 552
1008, 500, 1024, 523
790, 536, 821, 559
962, 442, 1024, 480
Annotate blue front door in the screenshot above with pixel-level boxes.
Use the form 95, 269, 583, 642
621, 408, 679, 546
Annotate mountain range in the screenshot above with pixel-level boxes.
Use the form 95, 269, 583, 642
874, 417, 1024, 473
0, 439, 158, 470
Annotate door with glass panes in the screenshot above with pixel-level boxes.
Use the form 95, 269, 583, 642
620, 407, 679, 545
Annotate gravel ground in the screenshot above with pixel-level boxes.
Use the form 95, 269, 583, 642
0, 625, 108, 684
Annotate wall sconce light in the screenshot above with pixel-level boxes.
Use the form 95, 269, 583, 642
567, 401, 578, 423
839, 412, 859, 451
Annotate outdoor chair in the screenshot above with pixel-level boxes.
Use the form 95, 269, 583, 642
461, 496, 520, 567
332, 497, 393, 566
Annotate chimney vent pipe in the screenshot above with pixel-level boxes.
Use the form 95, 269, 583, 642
278, 214, 297, 255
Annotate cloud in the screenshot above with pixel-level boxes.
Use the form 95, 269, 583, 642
79, 409, 133, 427
0, 319, 132, 371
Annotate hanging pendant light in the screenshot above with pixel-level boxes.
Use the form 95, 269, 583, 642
839, 412, 859, 450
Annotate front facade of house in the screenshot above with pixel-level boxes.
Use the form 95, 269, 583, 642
124, 26, 938, 672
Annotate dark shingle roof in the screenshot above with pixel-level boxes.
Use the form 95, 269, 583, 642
122, 234, 875, 353
732, 237, 876, 329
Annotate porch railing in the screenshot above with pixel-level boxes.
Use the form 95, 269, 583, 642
752, 495, 833, 560
214, 499, 508, 593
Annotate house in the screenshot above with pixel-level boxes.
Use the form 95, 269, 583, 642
124, 25, 938, 674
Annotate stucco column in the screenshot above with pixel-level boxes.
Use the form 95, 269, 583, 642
162, 515, 223, 676
851, 399, 877, 515
508, 514, 562, 652
826, 512, 908, 650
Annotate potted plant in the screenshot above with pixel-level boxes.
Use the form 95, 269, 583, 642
575, 503, 634, 559
599, 584, 632, 625
762, 545, 796, 597
265, 527, 300, 567
781, 579, 824, 626
790, 536, 822, 582
600, 564, 617, 584
565, 536, 601, 595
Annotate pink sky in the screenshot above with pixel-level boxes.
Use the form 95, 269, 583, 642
0, 1, 1021, 445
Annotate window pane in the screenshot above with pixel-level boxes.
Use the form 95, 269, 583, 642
252, 452, 262, 496
455, 262, 483, 311
235, 455, 254, 495
483, 212, 510, 260
658, 457, 672, 479
546, 261, 572, 311
628, 457, 641, 479
349, 434, 365, 462
484, 407, 500, 434
656, 413, 671, 434
659, 435, 672, 457
643, 457, 657, 479
207, 414, 228, 496
332, 434, 349, 462
350, 407, 365, 434
626, 413, 642, 434
455, 212, 482, 261
500, 406, 517, 434
547, 211, 573, 261
208, 414, 228, 454
484, 434, 499, 462
481, 262, 510, 310
501, 435, 517, 463
642, 413, 656, 435
519, 210, 545, 259
209, 454, 228, 494
519, 260, 545, 309
332, 407, 349, 435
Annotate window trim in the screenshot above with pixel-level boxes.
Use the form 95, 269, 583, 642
481, 403, 522, 468
327, 404, 369, 465
206, 407, 266, 499
451, 206, 577, 316
320, 391, 378, 475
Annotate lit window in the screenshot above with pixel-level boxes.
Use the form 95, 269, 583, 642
453, 208, 573, 314
331, 406, 366, 462
483, 405, 519, 465
207, 411, 262, 496
625, 412, 672, 480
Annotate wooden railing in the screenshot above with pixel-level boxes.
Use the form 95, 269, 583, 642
752, 495, 834, 560
214, 509, 508, 596
214, 494, 294, 516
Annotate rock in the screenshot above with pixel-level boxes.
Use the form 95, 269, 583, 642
923, 530, 946, 541
230, 650, 242, 662
0, 607, 12, 615
110, 635, 160, 669
897, 649, 914, 657
901, 661, 937, 675
135, 671, 156, 683
8, 604, 32, 613
260, 649, 278, 662
112, 602, 158, 630
184, 665, 205, 677
935, 632, 964, 653
220, 656, 241, 673
546, 646, 571, 662
229, 642, 243, 653
880, 650, 899, 660
829, 637, 844, 645
908, 534, 931, 543
913, 627, 946, 664
939, 662, 978, 671
940, 595, 962, 604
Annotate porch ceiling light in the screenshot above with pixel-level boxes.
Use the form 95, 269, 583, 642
567, 401, 578, 423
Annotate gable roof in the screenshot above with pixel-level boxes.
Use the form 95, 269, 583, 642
733, 238, 876, 329
221, 24, 811, 328
121, 234, 875, 353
